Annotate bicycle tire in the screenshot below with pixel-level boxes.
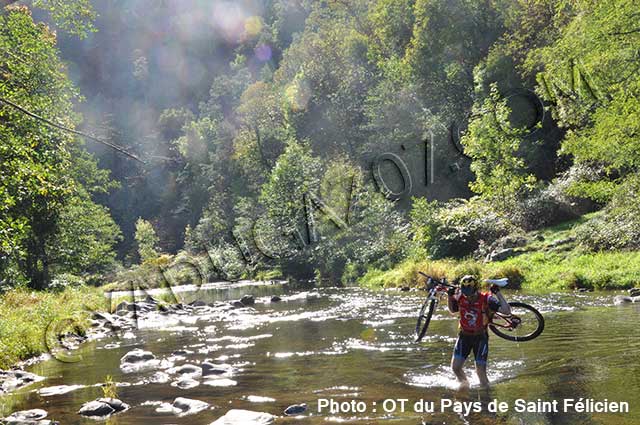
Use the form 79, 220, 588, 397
415, 298, 436, 342
489, 301, 544, 342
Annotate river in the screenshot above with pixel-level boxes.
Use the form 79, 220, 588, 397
1, 283, 638, 424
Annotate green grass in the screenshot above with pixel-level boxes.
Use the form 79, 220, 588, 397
0, 286, 106, 370
497, 250, 640, 290
359, 214, 640, 292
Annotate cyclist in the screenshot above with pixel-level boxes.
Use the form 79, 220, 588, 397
447, 274, 511, 389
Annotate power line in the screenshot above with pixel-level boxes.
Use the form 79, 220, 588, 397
0, 96, 145, 164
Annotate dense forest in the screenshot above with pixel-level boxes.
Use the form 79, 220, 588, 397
1, 0, 639, 291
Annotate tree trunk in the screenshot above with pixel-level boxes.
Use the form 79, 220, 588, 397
26, 234, 50, 290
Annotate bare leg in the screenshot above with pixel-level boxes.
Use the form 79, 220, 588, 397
475, 362, 490, 389
451, 357, 469, 389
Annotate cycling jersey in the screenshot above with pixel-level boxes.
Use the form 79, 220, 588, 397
456, 292, 500, 334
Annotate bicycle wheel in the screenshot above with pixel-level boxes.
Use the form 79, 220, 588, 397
489, 301, 544, 342
415, 298, 436, 342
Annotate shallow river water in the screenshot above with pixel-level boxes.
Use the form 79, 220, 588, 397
1, 283, 639, 424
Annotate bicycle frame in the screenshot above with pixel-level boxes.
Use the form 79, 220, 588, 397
489, 311, 521, 330
421, 273, 521, 331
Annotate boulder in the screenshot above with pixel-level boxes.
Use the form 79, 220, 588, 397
120, 349, 170, 374
78, 398, 129, 418
210, 409, 275, 425
3, 409, 48, 424
171, 378, 200, 389
114, 301, 130, 312
284, 403, 307, 416
487, 248, 519, 262
174, 364, 202, 375
230, 301, 245, 308
38, 385, 85, 397
0, 370, 44, 394
120, 349, 155, 364
202, 362, 233, 377
240, 295, 255, 306
270, 296, 281, 303
172, 397, 209, 416
147, 371, 170, 384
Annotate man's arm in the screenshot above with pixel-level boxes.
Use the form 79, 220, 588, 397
448, 288, 459, 314
492, 290, 511, 314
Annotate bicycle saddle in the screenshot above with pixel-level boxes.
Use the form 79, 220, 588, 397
485, 278, 509, 287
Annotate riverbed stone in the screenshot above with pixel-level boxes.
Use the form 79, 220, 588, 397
614, 295, 640, 304
173, 364, 202, 376
284, 403, 307, 415
172, 397, 210, 416
38, 384, 85, 397
240, 295, 255, 306
171, 377, 200, 389
201, 362, 233, 377
270, 296, 281, 302
78, 398, 129, 418
121, 349, 155, 364
3, 409, 49, 424
210, 409, 275, 424
0, 370, 45, 394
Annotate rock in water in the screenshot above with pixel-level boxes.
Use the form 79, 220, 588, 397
210, 409, 275, 424
202, 362, 233, 377
284, 403, 307, 415
0, 370, 45, 394
173, 364, 202, 376
78, 401, 114, 418
3, 409, 48, 424
270, 296, 281, 302
614, 295, 633, 305
120, 349, 155, 364
172, 397, 210, 416
78, 398, 129, 419
240, 295, 255, 306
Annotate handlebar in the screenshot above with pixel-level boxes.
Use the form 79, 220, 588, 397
417, 271, 458, 289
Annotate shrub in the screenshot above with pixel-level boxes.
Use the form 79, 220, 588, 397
508, 185, 579, 231
575, 174, 640, 250
49, 273, 86, 292
410, 197, 514, 259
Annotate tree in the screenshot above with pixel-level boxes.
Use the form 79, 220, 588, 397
49, 190, 122, 275
1, 7, 80, 288
1, 0, 96, 38
134, 219, 159, 263
462, 85, 536, 207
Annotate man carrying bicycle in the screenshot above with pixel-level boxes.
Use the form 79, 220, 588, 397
447, 275, 511, 389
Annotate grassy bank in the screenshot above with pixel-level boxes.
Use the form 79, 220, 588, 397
0, 286, 106, 370
360, 217, 640, 292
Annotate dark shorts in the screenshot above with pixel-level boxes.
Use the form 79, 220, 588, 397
453, 332, 489, 365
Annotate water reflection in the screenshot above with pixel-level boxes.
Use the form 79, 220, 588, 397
0, 285, 637, 424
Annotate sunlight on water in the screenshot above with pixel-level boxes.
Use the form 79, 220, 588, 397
1, 285, 638, 425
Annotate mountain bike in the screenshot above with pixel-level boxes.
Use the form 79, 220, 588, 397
414, 272, 544, 343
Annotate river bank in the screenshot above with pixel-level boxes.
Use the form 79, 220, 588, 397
359, 218, 640, 292
0, 287, 105, 370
